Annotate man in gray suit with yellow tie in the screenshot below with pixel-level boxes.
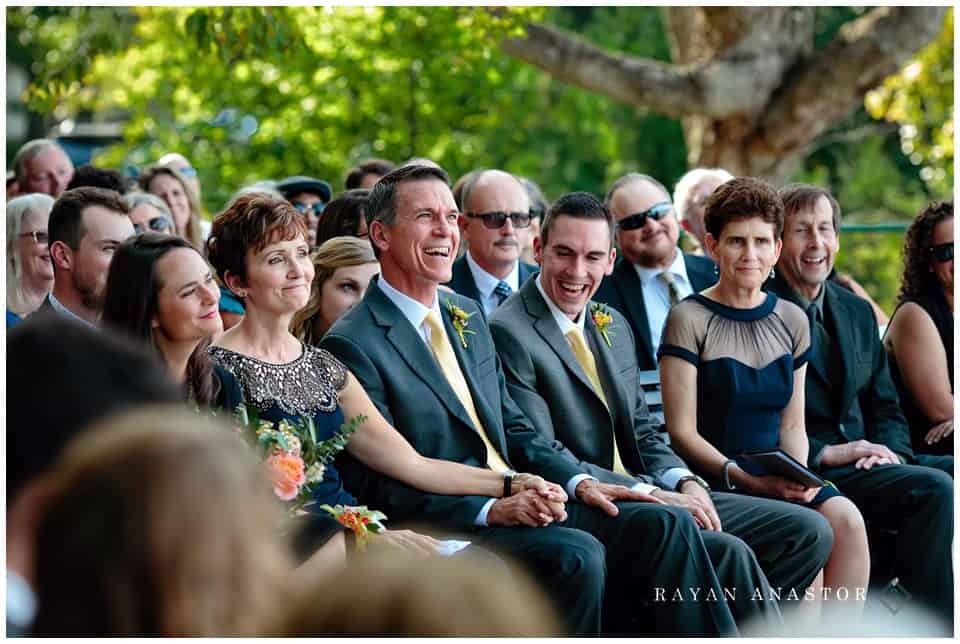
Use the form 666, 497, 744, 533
489, 191, 834, 628
322, 164, 783, 636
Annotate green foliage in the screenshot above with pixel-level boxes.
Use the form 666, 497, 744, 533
866, 9, 953, 195
7, 7, 950, 312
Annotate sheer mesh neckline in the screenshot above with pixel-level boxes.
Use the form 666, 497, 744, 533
690, 292, 777, 322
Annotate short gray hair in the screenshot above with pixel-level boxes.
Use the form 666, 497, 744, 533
7, 193, 56, 313
604, 173, 670, 209
12, 139, 63, 183
123, 191, 173, 219
672, 168, 734, 222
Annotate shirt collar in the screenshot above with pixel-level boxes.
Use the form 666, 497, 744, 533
376, 275, 440, 330
48, 292, 97, 329
534, 274, 585, 335
633, 247, 689, 286
465, 251, 519, 297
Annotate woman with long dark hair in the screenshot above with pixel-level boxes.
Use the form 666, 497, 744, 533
101, 232, 234, 408
883, 201, 954, 454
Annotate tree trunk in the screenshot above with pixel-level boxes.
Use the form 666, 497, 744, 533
502, 6, 947, 182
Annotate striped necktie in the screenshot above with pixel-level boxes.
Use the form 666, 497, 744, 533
565, 328, 630, 476
658, 271, 681, 307
494, 280, 513, 306
423, 310, 510, 472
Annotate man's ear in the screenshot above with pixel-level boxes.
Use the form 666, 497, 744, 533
533, 235, 544, 266
605, 247, 617, 276
49, 241, 72, 272
369, 220, 390, 256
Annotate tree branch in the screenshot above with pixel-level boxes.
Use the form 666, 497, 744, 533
500, 21, 701, 118
759, 6, 948, 153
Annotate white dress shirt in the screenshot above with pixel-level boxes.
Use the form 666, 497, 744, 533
633, 249, 694, 353
465, 251, 520, 314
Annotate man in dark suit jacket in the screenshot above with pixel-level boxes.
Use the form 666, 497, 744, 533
490, 192, 830, 628
322, 165, 748, 636
445, 170, 538, 313
40, 186, 134, 327
766, 184, 953, 632
593, 173, 717, 371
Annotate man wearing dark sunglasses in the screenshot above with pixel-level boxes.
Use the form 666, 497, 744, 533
446, 170, 539, 314
277, 175, 333, 248
766, 184, 953, 633
594, 173, 718, 371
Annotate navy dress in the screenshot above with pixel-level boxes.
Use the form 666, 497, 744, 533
658, 292, 840, 506
210, 343, 357, 556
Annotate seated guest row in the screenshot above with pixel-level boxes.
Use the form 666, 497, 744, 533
6, 154, 953, 635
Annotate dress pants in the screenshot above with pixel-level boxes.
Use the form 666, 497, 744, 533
710, 492, 833, 614
562, 502, 756, 636
821, 459, 953, 632
472, 525, 606, 635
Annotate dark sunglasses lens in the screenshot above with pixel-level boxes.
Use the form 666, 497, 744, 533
510, 213, 532, 228
619, 213, 647, 231
933, 243, 954, 262
149, 217, 170, 231
483, 212, 507, 229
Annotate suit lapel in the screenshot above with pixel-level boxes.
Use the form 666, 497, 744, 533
684, 254, 715, 292
449, 257, 482, 303
612, 259, 655, 363
439, 293, 512, 460
521, 282, 608, 411
824, 283, 858, 413
367, 285, 480, 434
585, 308, 631, 424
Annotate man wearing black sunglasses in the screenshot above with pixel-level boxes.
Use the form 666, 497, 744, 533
446, 170, 539, 314
766, 184, 953, 633
594, 173, 718, 371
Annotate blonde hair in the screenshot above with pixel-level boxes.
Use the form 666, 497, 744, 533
6, 193, 55, 314
32, 406, 293, 636
138, 165, 205, 249
272, 551, 563, 636
290, 236, 377, 345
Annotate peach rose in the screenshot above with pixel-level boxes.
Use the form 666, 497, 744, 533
266, 453, 306, 502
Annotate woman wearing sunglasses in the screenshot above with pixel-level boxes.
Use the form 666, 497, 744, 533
6, 193, 56, 327
124, 191, 176, 235
883, 201, 954, 455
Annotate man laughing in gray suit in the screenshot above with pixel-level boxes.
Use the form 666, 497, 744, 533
489, 191, 833, 629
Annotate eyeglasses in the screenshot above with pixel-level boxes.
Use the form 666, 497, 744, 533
293, 201, 325, 216
466, 211, 533, 229
617, 202, 673, 231
19, 231, 49, 244
133, 216, 174, 235
930, 242, 954, 263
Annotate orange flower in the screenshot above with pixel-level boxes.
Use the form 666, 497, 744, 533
266, 453, 306, 501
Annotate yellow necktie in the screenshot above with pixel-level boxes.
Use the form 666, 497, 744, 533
424, 311, 510, 473
565, 328, 630, 476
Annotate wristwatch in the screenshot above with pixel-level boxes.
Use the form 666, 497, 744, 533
675, 474, 711, 493
502, 470, 516, 497
721, 459, 737, 491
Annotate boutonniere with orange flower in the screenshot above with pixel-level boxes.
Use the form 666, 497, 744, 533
590, 302, 616, 348
318, 504, 387, 551
446, 301, 477, 349
233, 404, 366, 512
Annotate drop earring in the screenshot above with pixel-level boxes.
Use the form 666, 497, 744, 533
769, 268, 775, 280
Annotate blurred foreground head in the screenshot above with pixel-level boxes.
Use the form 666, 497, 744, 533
272, 550, 563, 636
31, 407, 292, 636
7, 313, 180, 500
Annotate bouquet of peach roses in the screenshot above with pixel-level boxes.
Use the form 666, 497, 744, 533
233, 404, 365, 513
